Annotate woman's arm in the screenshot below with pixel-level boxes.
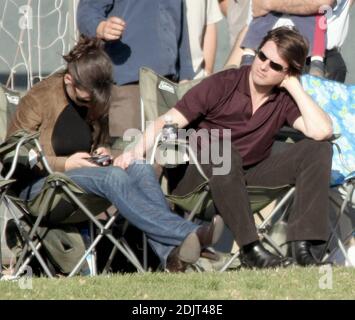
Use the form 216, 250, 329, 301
7, 93, 70, 172
7, 92, 96, 172
114, 108, 189, 169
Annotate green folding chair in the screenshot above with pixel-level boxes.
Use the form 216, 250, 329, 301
0, 84, 22, 143
0, 130, 144, 279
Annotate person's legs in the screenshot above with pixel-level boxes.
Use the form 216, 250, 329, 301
20, 162, 223, 269
226, 0, 251, 48
171, 145, 291, 268
171, 147, 259, 248
244, 139, 333, 265
245, 139, 332, 242
172, 139, 332, 267
125, 160, 174, 209
325, 49, 347, 83
240, 14, 279, 52
125, 161, 200, 266
20, 165, 196, 261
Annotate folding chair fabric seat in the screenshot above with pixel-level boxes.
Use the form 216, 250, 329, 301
166, 179, 292, 222
0, 85, 22, 143
24, 172, 111, 225
0, 130, 145, 278
139, 67, 202, 124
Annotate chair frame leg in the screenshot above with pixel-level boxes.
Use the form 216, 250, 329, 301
321, 183, 355, 265
3, 196, 54, 278
219, 187, 295, 272
61, 184, 145, 276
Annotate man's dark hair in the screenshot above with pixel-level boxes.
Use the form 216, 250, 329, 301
63, 35, 113, 120
258, 26, 309, 77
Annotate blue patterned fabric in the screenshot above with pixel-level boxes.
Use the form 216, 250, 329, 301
301, 75, 355, 186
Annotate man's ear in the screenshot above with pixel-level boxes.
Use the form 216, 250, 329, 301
64, 73, 73, 86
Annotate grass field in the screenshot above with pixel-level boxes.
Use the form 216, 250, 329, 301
0, 267, 354, 300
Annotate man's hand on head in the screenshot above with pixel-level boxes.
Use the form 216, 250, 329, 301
279, 74, 301, 91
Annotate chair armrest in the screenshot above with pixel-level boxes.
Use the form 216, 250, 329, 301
275, 126, 307, 143
276, 127, 340, 143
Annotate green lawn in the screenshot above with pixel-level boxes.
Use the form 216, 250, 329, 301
0, 267, 354, 300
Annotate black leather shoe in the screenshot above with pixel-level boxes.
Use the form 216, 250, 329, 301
240, 241, 293, 269
288, 240, 325, 266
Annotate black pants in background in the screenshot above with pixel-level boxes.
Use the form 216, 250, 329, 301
325, 48, 347, 83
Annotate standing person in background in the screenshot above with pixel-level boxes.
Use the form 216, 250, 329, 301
218, 0, 251, 49
218, 0, 251, 67
239, 11, 328, 78
77, 0, 194, 150
225, 0, 335, 71
185, 0, 223, 79
324, 0, 353, 82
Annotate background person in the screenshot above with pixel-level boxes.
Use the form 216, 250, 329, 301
324, 0, 354, 82
185, 0, 223, 79
77, 0, 195, 149
240, 11, 328, 78
225, 0, 335, 74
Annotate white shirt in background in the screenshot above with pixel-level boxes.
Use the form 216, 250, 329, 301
185, 0, 223, 78
327, 0, 352, 49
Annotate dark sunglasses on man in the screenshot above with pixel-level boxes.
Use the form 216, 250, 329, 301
257, 50, 288, 73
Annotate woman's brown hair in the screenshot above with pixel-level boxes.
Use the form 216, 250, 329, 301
63, 36, 113, 120
257, 26, 309, 77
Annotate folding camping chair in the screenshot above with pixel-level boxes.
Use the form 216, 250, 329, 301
320, 173, 355, 266
0, 130, 144, 279
139, 67, 296, 271
295, 74, 355, 266
0, 84, 22, 143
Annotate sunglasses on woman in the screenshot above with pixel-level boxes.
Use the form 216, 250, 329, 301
257, 50, 288, 73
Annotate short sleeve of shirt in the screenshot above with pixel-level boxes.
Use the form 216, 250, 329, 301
284, 96, 301, 127
207, 0, 223, 25
174, 69, 235, 122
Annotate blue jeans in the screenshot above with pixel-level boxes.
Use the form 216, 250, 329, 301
20, 161, 198, 266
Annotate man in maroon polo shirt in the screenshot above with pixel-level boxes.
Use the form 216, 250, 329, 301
116, 27, 334, 269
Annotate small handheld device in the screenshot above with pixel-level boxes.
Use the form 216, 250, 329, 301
161, 115, 178, 142
86, 154, 112, 166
